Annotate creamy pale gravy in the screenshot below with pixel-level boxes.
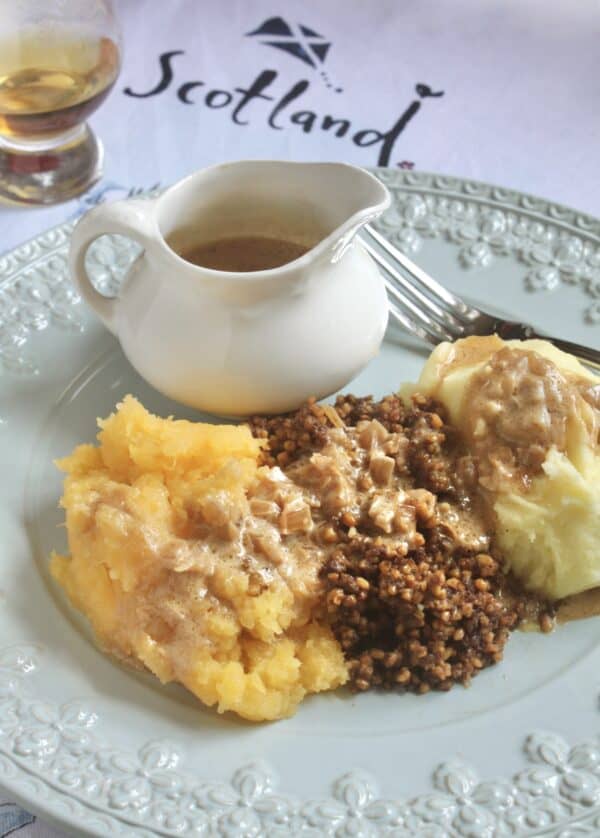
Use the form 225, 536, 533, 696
461, 348, 600, 628
558, 588, 600, 623
103, 413, 495, 670
464, 347, 586, 492
100, 468, 326, 671
506, 590, 600, 632
173, 234, 309, 272
283, 419, 490, 557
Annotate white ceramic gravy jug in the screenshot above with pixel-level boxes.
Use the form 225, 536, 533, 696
69, 160, 390, 416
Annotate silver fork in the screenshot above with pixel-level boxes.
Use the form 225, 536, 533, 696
361, 224, 600, 372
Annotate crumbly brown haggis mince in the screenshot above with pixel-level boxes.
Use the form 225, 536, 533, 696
250, 394, 551, 695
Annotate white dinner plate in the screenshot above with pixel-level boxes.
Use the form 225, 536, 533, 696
1, 169, 599, 837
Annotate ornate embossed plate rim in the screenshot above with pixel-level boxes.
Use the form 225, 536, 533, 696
1, 169, 600, 838
4, 646, 600, 838
380, 170, 600, 235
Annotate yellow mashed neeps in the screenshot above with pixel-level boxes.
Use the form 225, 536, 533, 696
408, 336, 600, 600
51, 396, 347, 722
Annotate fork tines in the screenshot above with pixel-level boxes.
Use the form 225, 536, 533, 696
361, 224, 479, 346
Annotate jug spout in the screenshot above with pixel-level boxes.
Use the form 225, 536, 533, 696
289, 162, 390, 261
306, 162, 390, 227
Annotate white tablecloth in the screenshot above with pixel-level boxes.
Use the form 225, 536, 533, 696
1, 0, 599, 834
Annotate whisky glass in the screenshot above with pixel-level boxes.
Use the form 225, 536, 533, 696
0, 0, 121, 205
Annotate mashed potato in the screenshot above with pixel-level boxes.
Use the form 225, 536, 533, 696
407, 336, 600, 599
51, 396, 347, 721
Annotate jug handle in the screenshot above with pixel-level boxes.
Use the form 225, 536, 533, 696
69, 199, 158, 336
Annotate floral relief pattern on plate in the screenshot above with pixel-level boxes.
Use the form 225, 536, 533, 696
374, 170, 600, 323
2, 645, 600, 837
0, 185, 156, 377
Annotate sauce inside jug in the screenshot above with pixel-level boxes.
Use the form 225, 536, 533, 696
171, 234, 309, 272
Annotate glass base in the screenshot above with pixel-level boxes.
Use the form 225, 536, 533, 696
0, 124, 103, 206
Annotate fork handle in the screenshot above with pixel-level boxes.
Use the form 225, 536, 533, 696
524, 330, 600, 373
